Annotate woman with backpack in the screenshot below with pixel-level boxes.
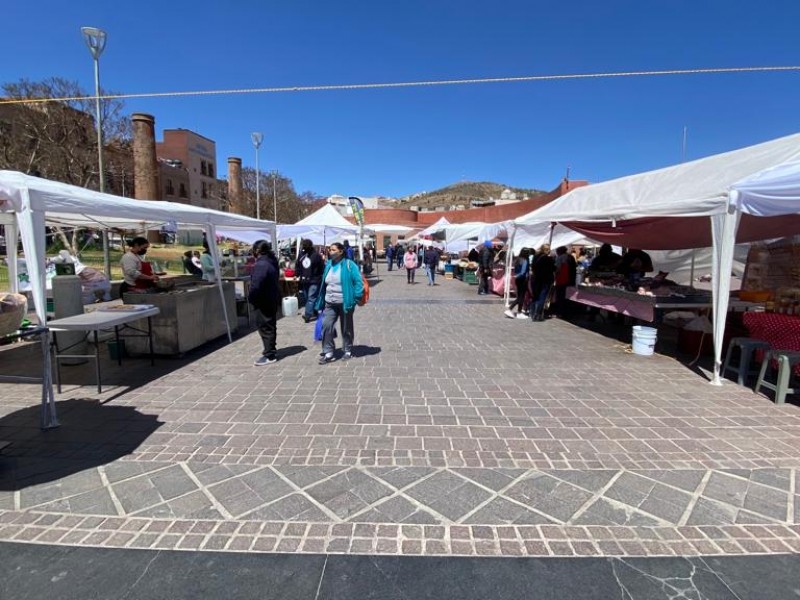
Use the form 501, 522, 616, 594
315, 242, 365, 364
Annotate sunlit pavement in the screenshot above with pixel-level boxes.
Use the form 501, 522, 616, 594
1, 268, 799, 597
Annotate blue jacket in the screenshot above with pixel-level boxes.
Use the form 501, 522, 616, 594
315, 257, 365, 313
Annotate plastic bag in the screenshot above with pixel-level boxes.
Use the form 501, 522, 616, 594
314, 316, 323, 342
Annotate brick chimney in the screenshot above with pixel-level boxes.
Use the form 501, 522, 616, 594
132, 113, 160, 201
227, 157, 243, 214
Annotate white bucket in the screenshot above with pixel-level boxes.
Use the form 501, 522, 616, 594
632, 325, 657, 356
281, 296, 298, 317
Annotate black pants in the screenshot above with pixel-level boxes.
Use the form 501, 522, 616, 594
479, 269, 491, 294
406, 268, 415, 283
255, 307, 278, 357
508, 276, 528, 312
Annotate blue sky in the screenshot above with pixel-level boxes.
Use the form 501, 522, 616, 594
1, 1, 799, 198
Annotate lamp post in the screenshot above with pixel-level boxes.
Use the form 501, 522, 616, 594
272, 170, 278, 222
81, 26, 110, 276
251, 132, 263, 219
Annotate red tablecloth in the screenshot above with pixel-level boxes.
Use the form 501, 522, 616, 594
742, 312, 800, 373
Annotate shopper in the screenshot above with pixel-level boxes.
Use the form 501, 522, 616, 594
553, 245, 577, 318
404, 246, 418, 284
386, 244, 395, 271
296, 238, 324, 323
423, 245, 440, 286
529, 244, 555, 321
505, 248, 530, 318
478, 241, 494, 295
248, 240, 281, 365
200, 242, 216, 282
315, 242, 364, 363
395, 243, 404, 269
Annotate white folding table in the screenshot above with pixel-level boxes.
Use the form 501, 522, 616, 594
48, 306, 160, 393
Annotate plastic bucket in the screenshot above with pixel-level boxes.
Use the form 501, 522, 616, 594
632, 325, 657, 356
282, 296, 299, 317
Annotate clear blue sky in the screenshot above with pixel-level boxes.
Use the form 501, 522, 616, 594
1, 0, 798, 198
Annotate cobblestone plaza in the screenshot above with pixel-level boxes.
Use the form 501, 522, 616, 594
1, 269, 799, 560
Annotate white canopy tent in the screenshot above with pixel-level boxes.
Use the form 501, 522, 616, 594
0, 170, 277, 341
512, 132, 800, 384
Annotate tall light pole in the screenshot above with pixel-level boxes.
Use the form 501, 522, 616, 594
251, 132, 263, 219
81, 26, 110, 276
272, 170, 278, 222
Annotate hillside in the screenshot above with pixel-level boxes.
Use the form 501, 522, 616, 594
385, 181, 546, 210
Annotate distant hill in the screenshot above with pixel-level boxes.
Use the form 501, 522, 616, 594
385, 181, 546, 210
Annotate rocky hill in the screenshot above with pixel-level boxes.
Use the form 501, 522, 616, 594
383, 181, 546, 210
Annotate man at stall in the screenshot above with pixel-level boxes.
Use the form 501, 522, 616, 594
617, 248, 654, 280
588, 243, 622, 273
120, 237, 158, 295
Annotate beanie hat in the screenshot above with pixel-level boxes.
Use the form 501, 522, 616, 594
483, 240, 492, 248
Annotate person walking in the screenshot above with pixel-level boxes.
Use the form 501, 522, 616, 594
343, 239, 355, 260
395, 243, 404, 269
296, 238, 324, 323
404, 246, 418, 284
315, 242, 364, 364
248, 240, 281, 365
529, 244, 555, 321
386, 244, 395, 271
505, 248, 531, 318
423, 245, 440, 286
478, 241, 494, 295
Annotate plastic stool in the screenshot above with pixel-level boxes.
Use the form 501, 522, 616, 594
754, 350, 800, 405
722, 337, 771, 385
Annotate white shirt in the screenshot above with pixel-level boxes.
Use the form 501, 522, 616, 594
120, 251, 144, 285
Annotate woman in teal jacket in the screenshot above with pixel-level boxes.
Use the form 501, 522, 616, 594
315, 242, 365, 363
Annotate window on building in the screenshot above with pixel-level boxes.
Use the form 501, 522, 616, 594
207, 163, 214, 178
201, 182, 208, 198
165, 179, 175, 196
200, 160, 207, 176
179, 183, 187, 198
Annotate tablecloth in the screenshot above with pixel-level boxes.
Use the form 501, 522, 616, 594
742, 312, 800, 374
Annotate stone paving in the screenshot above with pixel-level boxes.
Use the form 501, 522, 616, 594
1, 267, 799, 558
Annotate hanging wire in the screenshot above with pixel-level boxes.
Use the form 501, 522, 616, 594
0, 65, 797, 105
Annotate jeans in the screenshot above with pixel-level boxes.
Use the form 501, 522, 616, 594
425, 264, 435, 285
406, 268, 415, 283
530, 286, 551, 320
508, 276, 528, 312
387, 257, 393, 271
397, 255, 403, 268
321, 302, 354, 355
302, 282, 320, 319
255, 307, 278, 357
479, 269, 490, 294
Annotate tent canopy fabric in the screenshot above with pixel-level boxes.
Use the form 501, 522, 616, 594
295, 203, 356, 228
516, 132, 800, 225
416, 217, 450, 238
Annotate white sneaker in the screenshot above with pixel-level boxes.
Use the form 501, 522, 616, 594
504, 309, 515, 319
516, 313, 528, 319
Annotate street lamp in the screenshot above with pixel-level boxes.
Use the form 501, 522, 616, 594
81, 26, 110, 275
272, 171, 278, 222
251, 132, 263, 219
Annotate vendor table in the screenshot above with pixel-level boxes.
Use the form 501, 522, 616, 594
0, 325, 58, 429
567, 286, 760, 323
49, 306, 159, 394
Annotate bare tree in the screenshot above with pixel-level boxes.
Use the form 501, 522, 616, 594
0, 77, 132, 253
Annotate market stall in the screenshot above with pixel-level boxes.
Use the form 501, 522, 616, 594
513, 132, 800, 384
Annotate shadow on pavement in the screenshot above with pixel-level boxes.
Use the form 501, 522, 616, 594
352, 345, 381, 358
0, 397, 162, 490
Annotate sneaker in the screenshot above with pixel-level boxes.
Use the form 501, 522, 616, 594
343, 351, 352, 360
254, 355, 277, 366
516, 313, 529, 319
504, 309, 515, 319
319, 353, 335, 365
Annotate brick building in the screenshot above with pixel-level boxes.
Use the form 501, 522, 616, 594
156, 129, 219, 210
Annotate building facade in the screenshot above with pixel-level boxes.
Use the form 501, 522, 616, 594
156, 129, 219, 210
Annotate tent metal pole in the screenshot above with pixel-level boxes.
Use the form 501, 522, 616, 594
503, 226, 517, 308
206, 224, 233, 343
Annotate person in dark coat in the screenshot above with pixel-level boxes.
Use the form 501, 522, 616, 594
296, 239, 324, 323
553, 245, 577, 318
395, 243, 404, 269
248, 240, 281, 365
529, 244, 555, 321
423, 246, 441, 286
386, 244, 395, 271
478, 241, 494, 295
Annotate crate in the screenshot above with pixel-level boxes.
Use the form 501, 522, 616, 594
463, 271, 479, 285
444, 272, 454, 280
